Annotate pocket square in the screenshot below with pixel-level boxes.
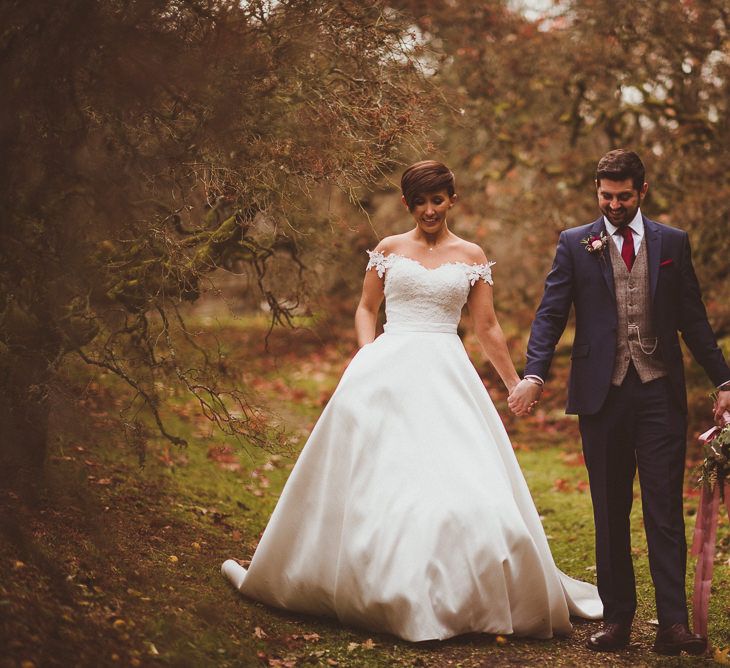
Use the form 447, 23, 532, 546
660, 259, 674, 267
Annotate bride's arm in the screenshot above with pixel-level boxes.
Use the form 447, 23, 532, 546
354, 267, 385, 347
467, 279, 521, 394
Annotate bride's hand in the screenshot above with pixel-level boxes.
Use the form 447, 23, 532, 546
508, 379, 542, 417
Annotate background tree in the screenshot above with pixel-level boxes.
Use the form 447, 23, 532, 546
4, 0, 727, 477
390, 0, 729, 334
0, 0, 431, 474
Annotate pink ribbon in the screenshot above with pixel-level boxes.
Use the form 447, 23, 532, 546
691, 425, 730, 638
691, 483, 726, 638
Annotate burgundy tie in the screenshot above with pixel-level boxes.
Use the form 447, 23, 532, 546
619, 226, 635, 271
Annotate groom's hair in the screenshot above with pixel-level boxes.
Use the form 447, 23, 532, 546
596, 149, 645, 191
401, 161, 456, 211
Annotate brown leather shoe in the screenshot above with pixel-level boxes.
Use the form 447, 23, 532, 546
586, 622, 631, 651
653, 623, 707, 656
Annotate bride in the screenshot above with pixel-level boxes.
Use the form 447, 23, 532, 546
222, 160, 602, 641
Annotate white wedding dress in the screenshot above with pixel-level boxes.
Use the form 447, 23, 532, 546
222, 251, 602, 641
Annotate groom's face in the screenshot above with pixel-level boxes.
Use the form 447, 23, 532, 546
596, 178, 648, 228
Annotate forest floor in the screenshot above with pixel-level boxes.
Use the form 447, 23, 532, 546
1, 314, 729, 668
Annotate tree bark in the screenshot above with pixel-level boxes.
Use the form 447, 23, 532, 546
0, 352, 51, 483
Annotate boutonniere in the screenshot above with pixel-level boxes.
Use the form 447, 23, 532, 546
580, 230, 610, 256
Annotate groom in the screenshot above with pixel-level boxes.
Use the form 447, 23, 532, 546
509, 149, 730, 654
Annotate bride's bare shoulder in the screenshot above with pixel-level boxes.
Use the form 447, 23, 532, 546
373, 233, 410, 255
453, 238, 489, 264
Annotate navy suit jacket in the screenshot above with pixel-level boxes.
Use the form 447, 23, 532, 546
525, 215, 730, 415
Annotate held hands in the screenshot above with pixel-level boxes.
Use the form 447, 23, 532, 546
508, 378, 543, 417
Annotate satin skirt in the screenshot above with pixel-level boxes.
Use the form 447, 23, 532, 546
223, 323, 602, 641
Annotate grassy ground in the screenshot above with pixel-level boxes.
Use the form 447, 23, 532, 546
1, 316, 728, 667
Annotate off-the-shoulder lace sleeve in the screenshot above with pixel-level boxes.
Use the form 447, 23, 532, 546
465, 261, 496, 286
366, 249, 390, 278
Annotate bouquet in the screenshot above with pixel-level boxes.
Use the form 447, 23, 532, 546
697, 415, 730, 498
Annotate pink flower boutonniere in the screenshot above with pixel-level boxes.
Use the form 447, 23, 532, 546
580, 231, 610, 256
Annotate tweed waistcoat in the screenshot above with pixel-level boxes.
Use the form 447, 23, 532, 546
609, 235, 667, 385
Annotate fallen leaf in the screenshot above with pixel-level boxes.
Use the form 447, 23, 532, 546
560, 452, 585, 467
362, 638, 375, 650
347, 642, 359, 652
112, 619, 126, 629
168, 555, 179, 563
715, 647, 730, 665
157, 447, 175, 467
495, 635, 508, 645
268, 659, 296, 668
552, 478, 572, 492
207, 444, 242, 472
254, 626, 268, 639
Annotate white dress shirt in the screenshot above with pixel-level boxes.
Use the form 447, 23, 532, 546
604, 208, 644, 256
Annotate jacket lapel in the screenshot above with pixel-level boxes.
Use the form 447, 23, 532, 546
644, 216, 661, 298
590, 217, 615, 301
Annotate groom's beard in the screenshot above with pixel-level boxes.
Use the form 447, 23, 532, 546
600, 198, 641, 228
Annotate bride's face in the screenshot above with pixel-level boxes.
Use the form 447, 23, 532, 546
403, 189, 456, 235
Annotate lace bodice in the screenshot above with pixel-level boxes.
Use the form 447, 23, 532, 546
366, 250, 495, 328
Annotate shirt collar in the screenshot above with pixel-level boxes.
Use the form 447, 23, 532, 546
604, 208, 644, 237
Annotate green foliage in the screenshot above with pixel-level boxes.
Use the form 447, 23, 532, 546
698, 423, 730, 494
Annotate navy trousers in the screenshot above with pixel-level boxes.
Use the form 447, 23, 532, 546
578, 364, 688, 627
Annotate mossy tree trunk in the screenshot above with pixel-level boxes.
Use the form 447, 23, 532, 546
0, 298, 64, 480
0, 356, 52, 480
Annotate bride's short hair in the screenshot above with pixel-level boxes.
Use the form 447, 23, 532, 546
401, 161, 455, 211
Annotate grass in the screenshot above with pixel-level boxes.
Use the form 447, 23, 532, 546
1, 316, 728, 667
